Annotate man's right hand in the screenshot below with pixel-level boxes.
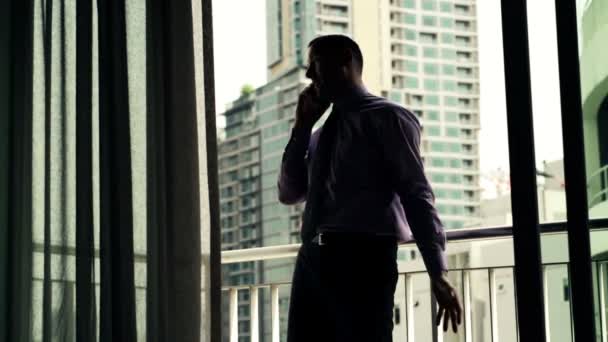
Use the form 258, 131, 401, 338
295, 84, 330, 129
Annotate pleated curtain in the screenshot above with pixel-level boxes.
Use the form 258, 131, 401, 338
0, 0, 220, 341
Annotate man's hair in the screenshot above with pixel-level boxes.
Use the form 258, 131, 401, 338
308, 35, 363, 74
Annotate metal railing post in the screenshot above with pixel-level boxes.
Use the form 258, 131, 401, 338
405, 274, 414, 342
229, 288, 238, 342
271, 285, 280, 342
463, 271, 472, 342
250, 287, 259, 342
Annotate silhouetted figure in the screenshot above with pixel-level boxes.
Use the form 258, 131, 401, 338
278, 34, 462, 342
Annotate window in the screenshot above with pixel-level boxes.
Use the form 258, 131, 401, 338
445, 112, 458, 121
440, 17, 452, 28
443, 80, 456, 91
441, 32, 453, 44
405, 44, 417, 56
431, 157, 445, 167
403, 0, 415, 8
450, 190, 462, 199
431, 173, 446, 182
443, 64, 456, 75
427, 126, 441, 136
446, 127, 459, 137
420, 32, 437, 43
450, 159, 462, 168
442, 48, 456, 59
422, 16, 437, 26
444, 96, 458, 106
411, 95, 423, 105
455, 4, 470, 15
458, 82, 473, 93
423, 47, 438, 58
424, 79, 439, 91
404, 13, 416, 25
405, 76, 419, 88
258, 93, 279, 110
458, 98, 471, 108
449, 143, 461, 153
439, 1, 452, 12
422, 0, 436, 11
405, 29, 417, 40
427, 110, 440, 120
455, 20, 471, 30
457, 66, 473, 77
389, 91, 402, 102
263, 137, 288, 154
423, 63, 438, 75
392, 76, 402, 88
431, 142, 445, 152
455, 35, 471, 46
457, 51, 471, 61
450, 174, 462, 183
450, 206, 464, 215
259, 110, 277, 125
425, 95, 439, 105
405, 60, 418, 72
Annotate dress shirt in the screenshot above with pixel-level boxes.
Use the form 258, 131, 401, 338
277, 84, 447, 277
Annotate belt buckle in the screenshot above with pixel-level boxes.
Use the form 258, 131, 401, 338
318, 232, 325, 246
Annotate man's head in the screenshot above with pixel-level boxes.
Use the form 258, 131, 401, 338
305, 35, 363, 101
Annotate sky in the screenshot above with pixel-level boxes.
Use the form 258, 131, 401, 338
211, 0, 567, 195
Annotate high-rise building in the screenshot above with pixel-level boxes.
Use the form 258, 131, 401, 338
579, 0, 608, 219
218, 1, 482, 340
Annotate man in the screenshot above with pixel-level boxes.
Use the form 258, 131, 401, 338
278, 35, 462, 342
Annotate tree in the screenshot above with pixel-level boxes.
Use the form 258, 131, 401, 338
240, 84, 254, 96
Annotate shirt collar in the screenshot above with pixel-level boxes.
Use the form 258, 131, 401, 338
332, 83, 370, 111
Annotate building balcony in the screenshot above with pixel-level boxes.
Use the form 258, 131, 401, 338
588, 164, 608, 210
220, 219, 608, 341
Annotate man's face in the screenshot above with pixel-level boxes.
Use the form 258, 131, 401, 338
305, 47, 344, 101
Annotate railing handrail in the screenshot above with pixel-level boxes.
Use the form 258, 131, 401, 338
221, 218, 608, 264
588, 163, 608, 182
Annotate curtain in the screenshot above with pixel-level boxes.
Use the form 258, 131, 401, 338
1, 0, 219, 341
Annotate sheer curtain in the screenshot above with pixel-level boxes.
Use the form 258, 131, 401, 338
1, 0, 219, 341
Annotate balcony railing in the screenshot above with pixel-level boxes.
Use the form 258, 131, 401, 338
221, 219, 608, 342
27, 219, 608, 341
588, 164, 608, 208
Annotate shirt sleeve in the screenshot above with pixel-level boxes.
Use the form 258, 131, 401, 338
376, 108, 448, 278
277, 125, 311, 204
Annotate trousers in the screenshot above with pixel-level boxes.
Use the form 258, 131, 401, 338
286, 233, 399, 342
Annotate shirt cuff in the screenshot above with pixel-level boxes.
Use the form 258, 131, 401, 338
422, 247, 448, 279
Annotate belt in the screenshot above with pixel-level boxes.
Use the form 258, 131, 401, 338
311, 231, 397, 246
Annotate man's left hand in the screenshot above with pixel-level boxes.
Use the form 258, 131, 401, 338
431, 272, 463, 333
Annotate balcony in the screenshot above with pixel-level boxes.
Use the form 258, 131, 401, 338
588, 164, 608, 210
221, 219, 608, 341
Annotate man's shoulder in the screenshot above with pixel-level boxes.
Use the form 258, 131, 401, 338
364, 95, 420, 128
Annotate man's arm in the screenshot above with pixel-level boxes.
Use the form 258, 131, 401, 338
278, 84, 329, 205
277, 124, 311, 204
376, 108, 448, 279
